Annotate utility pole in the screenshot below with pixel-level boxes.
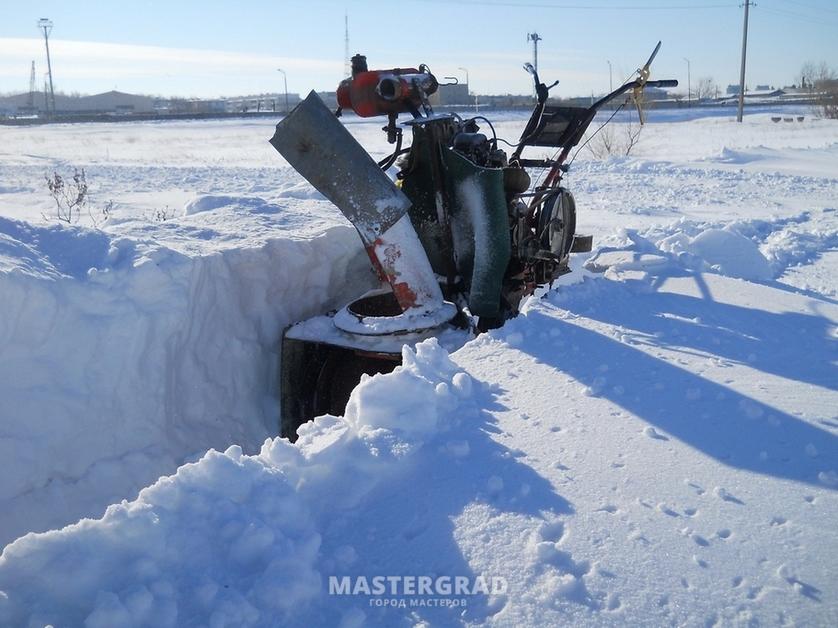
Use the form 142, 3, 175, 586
27, 61, 36, 112
527, 32, 542, 99
344, 11, 350, 77
737, 0, 751, 122
459, 66, 476, 112
607, 60, 613, 93
37, 18, 56, 117
683, 57, 691, 106
277, 68, 289, 114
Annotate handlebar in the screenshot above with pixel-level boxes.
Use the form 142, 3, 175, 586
590, 77, 677, 113
647, 79, 679, 88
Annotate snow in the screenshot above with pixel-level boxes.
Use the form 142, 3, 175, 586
0, 207, 376, 546
1, 108, 837, 626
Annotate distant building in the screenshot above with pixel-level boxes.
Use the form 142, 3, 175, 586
0, 90, 155, 116
642, 87, 669, 101
431, 83, 470, 106
474, 94, 534, 109
747, 88, 784, 97
316, 92, 337, 110
726, 84, 741, 95
225, 93, 302, 114
70, 91, 156, 114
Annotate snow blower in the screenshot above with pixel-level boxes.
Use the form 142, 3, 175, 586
270, 45, 677, 440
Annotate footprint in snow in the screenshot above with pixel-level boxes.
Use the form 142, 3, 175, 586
713, 486, 745, 505
535, 542, 590, 577
777, 564, 822, 601
692, 534, 710, 547
643, 426, 668, 440
538, 520, 565, 542
594, 564, 617, 579
605, 593, 622, 612
685, 480, 706, 495
656, 503, 679, 517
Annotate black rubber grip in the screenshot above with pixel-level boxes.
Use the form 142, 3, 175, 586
649, 79, 679, 88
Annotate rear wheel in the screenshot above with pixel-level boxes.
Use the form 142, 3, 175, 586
280, 338, 400, 441
312, 351, 399, 418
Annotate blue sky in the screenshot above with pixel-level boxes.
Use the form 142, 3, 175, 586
1, 0, 836, 98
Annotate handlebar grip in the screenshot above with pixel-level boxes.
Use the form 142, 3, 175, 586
648, 79, 679, 88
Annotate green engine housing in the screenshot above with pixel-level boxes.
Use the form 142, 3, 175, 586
399, 118, 511, 319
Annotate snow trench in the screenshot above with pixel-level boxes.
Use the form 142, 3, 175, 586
0, 214, 374, 546
0, 340, 480, 628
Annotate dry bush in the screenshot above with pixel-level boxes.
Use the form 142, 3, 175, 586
695, 77, 719, 101
585, 118, 642, 158
45, 168, 88, 223
44, 168, 112, 226
801, 61, 838, 119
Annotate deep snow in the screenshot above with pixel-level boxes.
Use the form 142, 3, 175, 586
0, 107, 836, 626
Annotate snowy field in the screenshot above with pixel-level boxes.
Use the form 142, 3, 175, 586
0, 106, 836, 626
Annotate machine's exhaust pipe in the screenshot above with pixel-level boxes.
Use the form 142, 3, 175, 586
269, 91, 445, 316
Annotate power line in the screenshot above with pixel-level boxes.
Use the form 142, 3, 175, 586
416, 0, 733, 10
778, 0, 838, 14
759, 5, 838, 26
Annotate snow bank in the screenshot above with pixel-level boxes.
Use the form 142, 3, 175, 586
585, 211, 838, 283
0, 341, 476, 628
658, 227, 773, 280
0, 210, 374, 547
760, 221, 838, 274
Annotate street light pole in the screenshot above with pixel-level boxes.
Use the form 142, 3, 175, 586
607, 60, 612, 93
458, 66, 476, 111
277, 68, 288, 114
527, 32, 542, 100
683, 57, 691, 107
458, 66, 469, 90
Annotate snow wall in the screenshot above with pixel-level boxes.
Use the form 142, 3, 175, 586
0, 214, 374, 546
